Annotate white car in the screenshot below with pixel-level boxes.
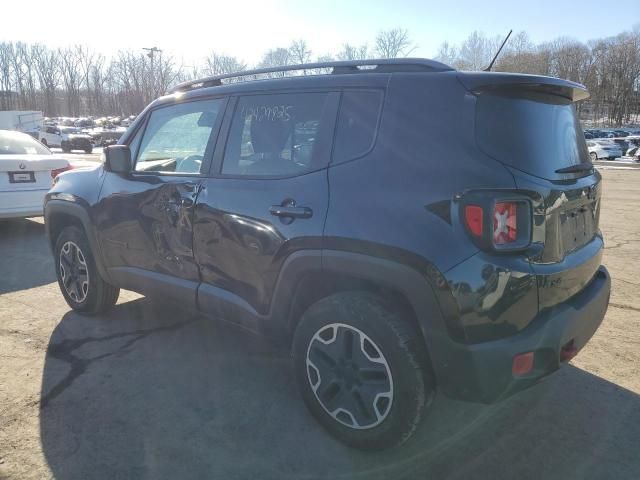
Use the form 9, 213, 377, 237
587, 140, 622, 160
39, 125, 93, 153
0, 130, 72, 219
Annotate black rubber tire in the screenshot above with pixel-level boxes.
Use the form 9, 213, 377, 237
41, 138, 48, 146
54, 225, 119, 314
590, 152, 598, 161
292, 292, 434, 450
84, 147, 93, 154
61, 142, 71, 153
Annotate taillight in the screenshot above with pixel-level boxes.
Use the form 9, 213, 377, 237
493, 202, 517, 244
464, 205, 483, 237
461, 195, 532, 252
51, 165, 73, 182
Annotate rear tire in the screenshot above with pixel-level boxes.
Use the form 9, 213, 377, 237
84, 147, 93, 154
292, 292, 434, 450
590, 152, 598, 161
54, 226, 119, 314
41, 138, 48, 146
61, 142, 71, 153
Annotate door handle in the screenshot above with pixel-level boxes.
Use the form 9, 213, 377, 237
269, 205, 313, 219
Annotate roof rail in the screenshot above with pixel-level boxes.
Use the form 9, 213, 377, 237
169, 58, 454, 93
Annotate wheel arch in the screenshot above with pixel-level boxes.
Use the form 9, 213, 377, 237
44, 200, 112, 283
272, 249, 454, 386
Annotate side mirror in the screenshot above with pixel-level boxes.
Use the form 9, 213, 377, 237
103, 145, 132, 174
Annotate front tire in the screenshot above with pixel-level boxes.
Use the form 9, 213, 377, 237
590, 152, 598, 161
61, 142, 71, 153
54, 226, 119, 314
293, 292, 434, 450
84, 147, 93, 154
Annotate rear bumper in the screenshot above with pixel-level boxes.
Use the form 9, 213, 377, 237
0, 190, 47, 218
440, 265, 610, 403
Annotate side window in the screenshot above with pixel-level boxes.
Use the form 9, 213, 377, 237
222, 92, 330, 176
135, 99, 224, 174
333, 90, 383, 164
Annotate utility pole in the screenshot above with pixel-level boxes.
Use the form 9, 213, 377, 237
143, 47, 162, 97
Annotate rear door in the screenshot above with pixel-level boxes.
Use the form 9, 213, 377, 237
193, 91, 339, 318
474, 88, 603, 308
95, 97, 227, 302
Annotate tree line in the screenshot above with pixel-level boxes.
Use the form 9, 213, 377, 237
435, 28, 640, 126
1, 27, 638, 126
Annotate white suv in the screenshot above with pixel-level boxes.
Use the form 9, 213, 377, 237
40, 126, 93, 153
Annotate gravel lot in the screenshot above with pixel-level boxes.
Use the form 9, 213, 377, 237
0, 169, 638, 480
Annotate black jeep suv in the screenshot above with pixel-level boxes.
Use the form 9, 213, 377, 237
45, 59, 610, 450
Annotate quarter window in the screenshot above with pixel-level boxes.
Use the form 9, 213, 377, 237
135, 99, 224, 174
333, 90, 383, 164
222, 93, 331, 176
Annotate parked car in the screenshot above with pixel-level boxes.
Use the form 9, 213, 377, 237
611, 138, 630, 154
74, 117, 95, 128
587, 129, 606, 138
0, 130, 71, 219
587, 140, 622, 160
40, 126, 93, 153
44, 59, 610, 450
86, 125, 126, 146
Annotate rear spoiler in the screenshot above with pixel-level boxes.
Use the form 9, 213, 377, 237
457, 72, 589, 102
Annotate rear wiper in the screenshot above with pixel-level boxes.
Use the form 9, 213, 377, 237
555, 163, 594, 174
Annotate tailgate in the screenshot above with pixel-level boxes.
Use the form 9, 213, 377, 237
463, 72, 604, 309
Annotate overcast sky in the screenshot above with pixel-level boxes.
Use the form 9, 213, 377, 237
3, 0, 639, 66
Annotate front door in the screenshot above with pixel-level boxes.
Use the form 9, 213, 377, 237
194, 91, 339, 318
95, 97, 227, 302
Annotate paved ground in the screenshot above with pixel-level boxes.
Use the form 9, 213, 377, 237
50, 147, 103, 167
0, 170, 639, 480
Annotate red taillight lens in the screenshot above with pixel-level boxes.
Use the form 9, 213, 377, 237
493, 202, 517, 244
464, 205, 483, 237
51, 165, 73, 181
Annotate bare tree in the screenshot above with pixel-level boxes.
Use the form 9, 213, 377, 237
337, 43, 369, 61
456, 31, 496, 70
258, 48, 292, 77
289, 39, 312, 65
374, 28, 415, 58
0, 43, 15, 110
204, 52, 246, 76
33, 44, 60, 116
59, 46, 84, 115
434, 41, 457, 66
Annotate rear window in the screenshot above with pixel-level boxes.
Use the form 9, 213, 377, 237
0, 131, 50, 155
476, 92, 589, 179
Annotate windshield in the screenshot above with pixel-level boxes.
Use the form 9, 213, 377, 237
0, 131, 50, 155
476, 91, 590, 179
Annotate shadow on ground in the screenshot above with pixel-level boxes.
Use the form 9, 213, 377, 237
40, 299, 640, 480
0, 218, 56, 294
